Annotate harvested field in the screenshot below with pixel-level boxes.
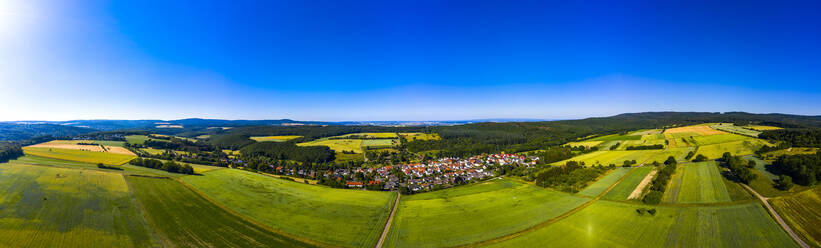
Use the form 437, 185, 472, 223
28, 140, 135, 155
628, 169, 657, 200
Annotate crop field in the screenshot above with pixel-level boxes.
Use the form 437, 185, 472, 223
673, 162, 731, 204
182, 169, 395, 247
384, 179, 589, 248
554, 149, 687, 167
745, 125, 782, 131
770, 187, 821, 248
710, 123, 761, 137
0, 163, 158, 248
361, 139, 399, 148
590, 134, 641, 141
595, 140, 621, 150
616, 139, 665, 150
664, 124, 726, 136
139, 148, 165, 155
126, 176, 310, 248
578, 167, 632, 197
761, 147, 819, 161
250, 135, 303, 142
691, 133, 751, 146
565, 140, 604, 148
694, 139, 770, 159
28, 140, 134, 155
339, 132, 399, 138
488, 201, 797, 248
603, 166, 654, 201
629, 129, 663, 135
23, 147, 136, 165
125, 135, 150, 145
399, 133, 440, 141
298, 138, 364, 153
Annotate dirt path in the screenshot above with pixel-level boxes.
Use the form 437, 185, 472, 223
628, 169, 656, 200
741, 184, 809, 248
376, 193, 401, 248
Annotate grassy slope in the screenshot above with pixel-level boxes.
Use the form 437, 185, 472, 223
488, 201, 797, 248
770, 187, 821, 248
250, 135, 303, 142
181, 169, 394, 248
23, 147, 136, 165
0, 163, 158, 248
578, 167, 631, 197
603, 166, 654, 201
384, 179, 589, 248
126, 176, 310, 248
676, 162, 731, 203
695, 139, 770, 159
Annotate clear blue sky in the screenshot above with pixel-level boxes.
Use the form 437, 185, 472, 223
1, 0, 819, 121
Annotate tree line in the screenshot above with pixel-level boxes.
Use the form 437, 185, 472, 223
722, 153, 757, 184
772, 151, 821, 186
129, 158, 195, 174
643, 156, 677, 204
240, 142, 335, 163
0, 143, 24, 163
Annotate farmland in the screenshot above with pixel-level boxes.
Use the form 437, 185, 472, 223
770, 187, 821, 248
23, 147, 136, 165
125, 135, 150, 145
250, 135, 303, 142
694, 139, 770, 159
670, 162, 731, 204
578, 167, 631, 197
745, 125, 783, 131
664, 124, 727, 136
28, 140, 134, 155
603, 166, 655, 201
0, 163, 158, 248
488, 201, 798, 248
126, 176, 311, 248
710, 123, 762, 137
399, 133, 440, 141
384, 179, 589, 247
565, 140, 604, 148
181, 169, 395, 247
298, 138, 364, 153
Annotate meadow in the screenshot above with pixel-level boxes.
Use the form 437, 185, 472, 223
399, 133, 440, 141
590, 134, 642, 141
181, 169, 395, 248
691, 133, 751, 146
745, 125, 782, 131
0, 163, 158, 248
298, 138, 364, 153
384, 179, 589, 248
710, 123, 762, 137
694, 139, 770, 159
250, 135, 303, 142
126, 176, 311, 248
578, 167, 632, 197
770, 187, 821, 248
672, 162, 731, 204
565, 140, 604, 148
125, 135, 150, 145
361, 139, 398, 148
603, 166, 655, 201
488, 201, 797, 248
742, 155, 779, 180
761, 147, 819, 161
23, 146, 136, 165
339, 133, 399, 138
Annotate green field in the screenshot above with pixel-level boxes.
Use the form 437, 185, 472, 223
565, 140, 604, 148
691, 133, 751, 146
361, 139, 398, 148
384, 179, 589, 248
298, 138, 364, 153
590, 134, 642, 141
488, 201, 798, 248
694, 139, 770, 159
742, 155, 779, 180
554, 149, 686, 167
578, 167, 631, 197
0, 163, 158, 248
126, 176, 310, 248
399, 133, 440, 141
710, 123, 762, 137
23, 147, 136, 165
745, 125, 782, 131
761, 147, 820, 161
182, 169, 394, 247
770, 187, 821, 248
250, 135, 303, 142
673, 162, 731, 204
125, 135, 150, 145
603, 166, 654, 201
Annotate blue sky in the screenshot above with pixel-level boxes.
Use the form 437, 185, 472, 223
0, 0, 819, 121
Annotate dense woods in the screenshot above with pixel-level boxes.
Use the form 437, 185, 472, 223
643, 157, 677, 204
722, 153, 757, 184
772, 151, 821, 186
759, 129, 821, 147
533, 161, 611, 193
129, 158, 194, 174
0, 143, 24, 163
240, 142, 335, 163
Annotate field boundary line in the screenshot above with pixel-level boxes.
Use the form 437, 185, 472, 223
173, 176, 339, 248
741, 183, 809, 248
375, 193, 401, 248
453, 166, 639, 247
123, 175, 170, 248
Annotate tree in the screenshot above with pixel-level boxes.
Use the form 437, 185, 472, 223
693, 154, 709, 162
643, 191, 663, 205
664, 156, 677, 166
775, 175, 794, 190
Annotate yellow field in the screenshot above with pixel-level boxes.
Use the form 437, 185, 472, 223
250, 135, 303, 142
694, 139, 771, 159
629, 129, 663, 135
298, 138, 364, 153
23, 147, 137, 165
664, 125, 726, 136
139, 148, 165, 155
565, 140, 604, 148
29, 140, 135, 156
745, 125, 782, 131
399, 133, 441, 141
340, 132, 399, 138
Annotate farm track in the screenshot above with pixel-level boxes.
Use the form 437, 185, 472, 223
454, 166, 640, 247
741, 184, 810, 248
375, 193, 401, 248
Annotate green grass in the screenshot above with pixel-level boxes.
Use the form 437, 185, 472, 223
761, 148, 820, 161
181, 169, 394, 247
384, 179, 589, 248
0, 163, 158, 248
590, 134, 642, 141
126, 176, 310, 248
554, 149, 685, 167
488, 201, 798, 248
297, 138, 364, 153
742, 155, 779, 180
695, 139, 771, 159
770, 187, 821, 248
250, 135, 303, 142
565, 140, 604, 148
674, 162, 731, 204
578, 167, 631, 197
361, 139, 398, 148
23, 147, 136, 165
691, 133, 752, 146
603, 166, 654, 201
710, 123, 762, 137
125, 135, 150, 145
399, 133, 440, 141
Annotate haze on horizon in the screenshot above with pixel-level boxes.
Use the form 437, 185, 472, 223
1, 0, 819, 122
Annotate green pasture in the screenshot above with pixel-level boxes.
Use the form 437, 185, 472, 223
298, 138, 364, 153
603, 166, 654, 201
362, 139, 399, 148
590, 134, 641, 141
384, 179, 589, 248
670, 162, 731, 204
692, 133, 751, 146
565, 140, 604, 148
710, 123, 761, 137
23, 147, 136, 165
695, 139, 770, 159
182, 169, 395, 247
489, 201, 797, 248
125, 135, 150, 145
250, 135, 303, 142
578, 167, 632, 197
399, 133, 440, 141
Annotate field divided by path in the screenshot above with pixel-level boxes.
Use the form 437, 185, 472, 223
0, 163, 158, 248
770, 187, 821, 248
603, 166, 654, 201
487, 201, 798, 248
384, 179, 589, 248
127, 176, 311, 248
182, 169, 394, 248
667, 162, 731, 204
578, 167, 632, 197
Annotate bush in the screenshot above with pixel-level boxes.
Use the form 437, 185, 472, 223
643, 191, 663, 205
692, 154, 709, 162
775, 175, 794, 190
